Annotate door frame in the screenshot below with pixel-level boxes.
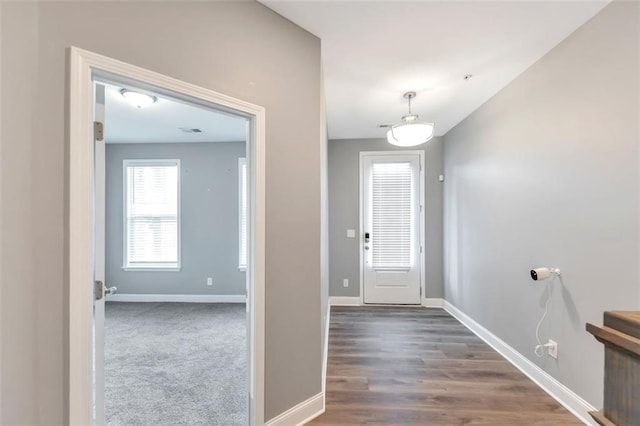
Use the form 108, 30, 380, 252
359, 150, 426, 305
68, 47, 266, 425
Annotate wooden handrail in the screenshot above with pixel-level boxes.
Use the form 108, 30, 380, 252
586, 323, 640, 357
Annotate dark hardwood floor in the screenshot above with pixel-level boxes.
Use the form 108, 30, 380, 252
309, 306, 582, 425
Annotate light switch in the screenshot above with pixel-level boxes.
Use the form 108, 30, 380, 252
346, 229, 356, 238
438, 174, 445, 182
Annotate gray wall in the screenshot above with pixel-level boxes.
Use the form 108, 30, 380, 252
106, 142, 246, 296
443, 0, 639, 408
0, 1, 322, 423
328, 138, 444, 299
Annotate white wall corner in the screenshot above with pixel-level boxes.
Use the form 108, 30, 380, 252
442, 301, 597, 426
106, 294, 246, 303
264, 392, 325, 426
329, 296, 362, 306
422, 298, 444, 308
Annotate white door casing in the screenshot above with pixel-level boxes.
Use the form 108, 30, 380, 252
69, 47, 266, 425
361, 152, 423, 305
93, 83, 106, 422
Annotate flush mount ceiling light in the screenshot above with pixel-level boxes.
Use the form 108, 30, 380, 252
120, 89, 157, 109
384, 92, 434, 147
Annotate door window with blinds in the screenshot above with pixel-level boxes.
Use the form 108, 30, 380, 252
123, 159, 180, 270
371, 161, 413, 270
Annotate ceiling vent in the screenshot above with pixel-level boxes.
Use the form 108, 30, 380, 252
179, 127, 203, 133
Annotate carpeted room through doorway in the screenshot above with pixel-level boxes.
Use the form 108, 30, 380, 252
104, 302, 247, 426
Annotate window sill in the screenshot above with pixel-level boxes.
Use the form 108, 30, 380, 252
122, 266, 181, 272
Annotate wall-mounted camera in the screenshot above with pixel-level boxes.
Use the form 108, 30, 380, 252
530, 267, 561, 281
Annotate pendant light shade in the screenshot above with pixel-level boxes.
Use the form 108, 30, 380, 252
387, 122, 435, 147
385, 92, 435, 147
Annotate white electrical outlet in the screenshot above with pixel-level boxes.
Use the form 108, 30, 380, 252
346, 229, 355, 238
343, 279, 349, 288
548, 339, 558, 359
207, 277, 213, 286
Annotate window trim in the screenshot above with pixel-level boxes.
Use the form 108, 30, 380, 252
238, 157, 247, 271
122, 159, 182, 271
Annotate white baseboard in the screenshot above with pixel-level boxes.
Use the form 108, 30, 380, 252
264, 392, 324, 426
106, 294, 246, 303
329, 296, 362, 306
330, 296, 447, 307
422, 297, 444, 308
443, 301, 597, 426
322, 305, 331, 394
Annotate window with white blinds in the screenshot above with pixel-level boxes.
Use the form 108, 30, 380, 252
124, 160, 180, 269
371, 161, 413, 270
239, 158, 248, 270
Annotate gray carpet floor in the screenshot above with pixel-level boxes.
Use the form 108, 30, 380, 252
105, 302, 247, 426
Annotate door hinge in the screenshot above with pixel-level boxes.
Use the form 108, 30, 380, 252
94, 121, 104, 142
94, 280, 104, 301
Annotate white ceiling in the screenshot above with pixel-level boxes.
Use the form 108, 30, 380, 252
103, 83, 247, 144
262, 1, 609, 139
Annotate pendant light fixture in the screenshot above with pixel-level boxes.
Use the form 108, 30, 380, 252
385, 92, 434, 147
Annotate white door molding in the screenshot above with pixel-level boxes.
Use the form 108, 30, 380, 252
68, 47, 266, 425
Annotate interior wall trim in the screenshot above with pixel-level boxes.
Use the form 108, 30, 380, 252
329, 296, 362, 306
264, 392, 324, 426
422, 298, 445, 308
322, 305, 331, 395
443, 300, 597, 426
106, 294, 246, 303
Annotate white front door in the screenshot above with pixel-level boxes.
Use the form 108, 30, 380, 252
362, 152, 422, 304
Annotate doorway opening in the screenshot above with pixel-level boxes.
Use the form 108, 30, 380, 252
94, 80, 250, 424
360, 151, 425, 305
68, 48, 265, 425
